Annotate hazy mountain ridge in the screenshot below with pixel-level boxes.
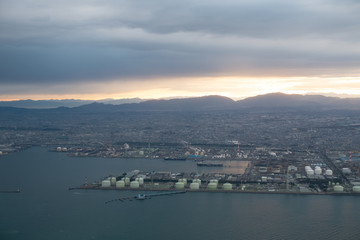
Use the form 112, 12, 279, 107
0, 98, 144, 109
238, 93, 360, 110
1, 93, 360, 112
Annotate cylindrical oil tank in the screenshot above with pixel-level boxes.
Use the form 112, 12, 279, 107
182, 178, 187, 185
124, 177, 130, 186
110, 177, 116, 186
353, 186, 360, 193
207, 182, 218, 190
305, 166, 312, 171
101, 180, 111, 188
314, 167, 322, 175
352, 186, 360, 193
222, 183, 233, 191
116, 180, 125, 188
190, 182, 200, 190
334, 184, 344, 192
325, 169, 333, 176
193, 179, 201, 185
306, 169, 314, 175
139, 178, 144, 185
130, 181, 140, 188
175, 182, 185, 189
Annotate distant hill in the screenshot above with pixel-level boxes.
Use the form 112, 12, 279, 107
1, 93, 360, 112
109, 95, 236, 111
0, 98, 144, 109
237, 93, 360, 110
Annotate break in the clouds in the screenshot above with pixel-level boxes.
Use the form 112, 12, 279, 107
0, 0, 360, 98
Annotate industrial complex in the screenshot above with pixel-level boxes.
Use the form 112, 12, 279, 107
70, 148, 360, 195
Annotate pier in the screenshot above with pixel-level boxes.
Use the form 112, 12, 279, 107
0, 189, 20, 193
105, 191, 186, 203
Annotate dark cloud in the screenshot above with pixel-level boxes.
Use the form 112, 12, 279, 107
0, 0, 359, 89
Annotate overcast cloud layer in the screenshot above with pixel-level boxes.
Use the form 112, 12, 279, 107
0, 0, 360, 98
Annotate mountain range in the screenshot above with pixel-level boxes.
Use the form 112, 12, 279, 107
0, 98, 143, 109
1, 93, 360, 112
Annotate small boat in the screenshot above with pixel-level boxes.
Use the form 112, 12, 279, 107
197, 162, 223, 167
164, 157, 186, 161
135, 193, 146, 200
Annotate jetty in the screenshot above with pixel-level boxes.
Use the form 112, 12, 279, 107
0, 188, 20, 193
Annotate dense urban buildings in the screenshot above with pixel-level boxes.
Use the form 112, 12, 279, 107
1, 95, 360, 194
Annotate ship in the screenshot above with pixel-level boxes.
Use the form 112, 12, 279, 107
164, 157, 187, 161
197, 161, 223, 167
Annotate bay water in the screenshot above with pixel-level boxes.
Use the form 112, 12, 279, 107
1, 147, 360, 240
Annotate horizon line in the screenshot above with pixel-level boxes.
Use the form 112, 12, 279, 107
2, 91, 360, 102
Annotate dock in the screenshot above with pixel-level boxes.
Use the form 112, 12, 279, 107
135, 191, 186, 199
105, 191, 186, 203
0, 189, 20, 193
69, 185, 360, 196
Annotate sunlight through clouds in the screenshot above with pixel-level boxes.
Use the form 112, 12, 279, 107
0, 0, 360, 99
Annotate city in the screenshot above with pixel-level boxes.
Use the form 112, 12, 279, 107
1, 99, 360, 194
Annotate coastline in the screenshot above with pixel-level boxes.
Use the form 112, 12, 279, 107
69, 185, 360, 196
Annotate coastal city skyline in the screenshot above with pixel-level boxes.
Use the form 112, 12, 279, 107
1, 2, 360, 238
1, 0, 360, 100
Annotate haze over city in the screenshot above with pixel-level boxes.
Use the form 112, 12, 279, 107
1, 0, 360, 100
2, 2, 360, 239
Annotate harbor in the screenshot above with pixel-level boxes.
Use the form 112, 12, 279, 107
69, 169, 360, 196
2, 147, 360, 240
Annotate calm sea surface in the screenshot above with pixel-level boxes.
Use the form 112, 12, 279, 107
1, 147, 360, 240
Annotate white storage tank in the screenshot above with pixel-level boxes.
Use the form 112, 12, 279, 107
207, 182, 218, 190
175, 182, 185, 189
222, 183, 232, 191
210, 179, 218, 184
314, 167, 322, 175
181, 178, 187, 185
305, 166, 312, 171
325, 169, 333, 176
130, 181, 140, 188
101, 180, 111, 188
193, 179, 201, 185
306, 169, 314, 175
269, 151, 277, 157
352, 186, 360, 193
190, 182, 200, 190
124, 177, 130, 186
110, 177, 116, 186
139, 178, 144, 185
116, 180, 125, 188
334, 184, 344, 192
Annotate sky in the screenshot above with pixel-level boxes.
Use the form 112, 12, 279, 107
1, 0, 360, 100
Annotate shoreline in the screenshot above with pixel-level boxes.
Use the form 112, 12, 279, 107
69, 186, 360, 196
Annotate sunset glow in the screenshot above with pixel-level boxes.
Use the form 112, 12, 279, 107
1, 0, 360, 100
